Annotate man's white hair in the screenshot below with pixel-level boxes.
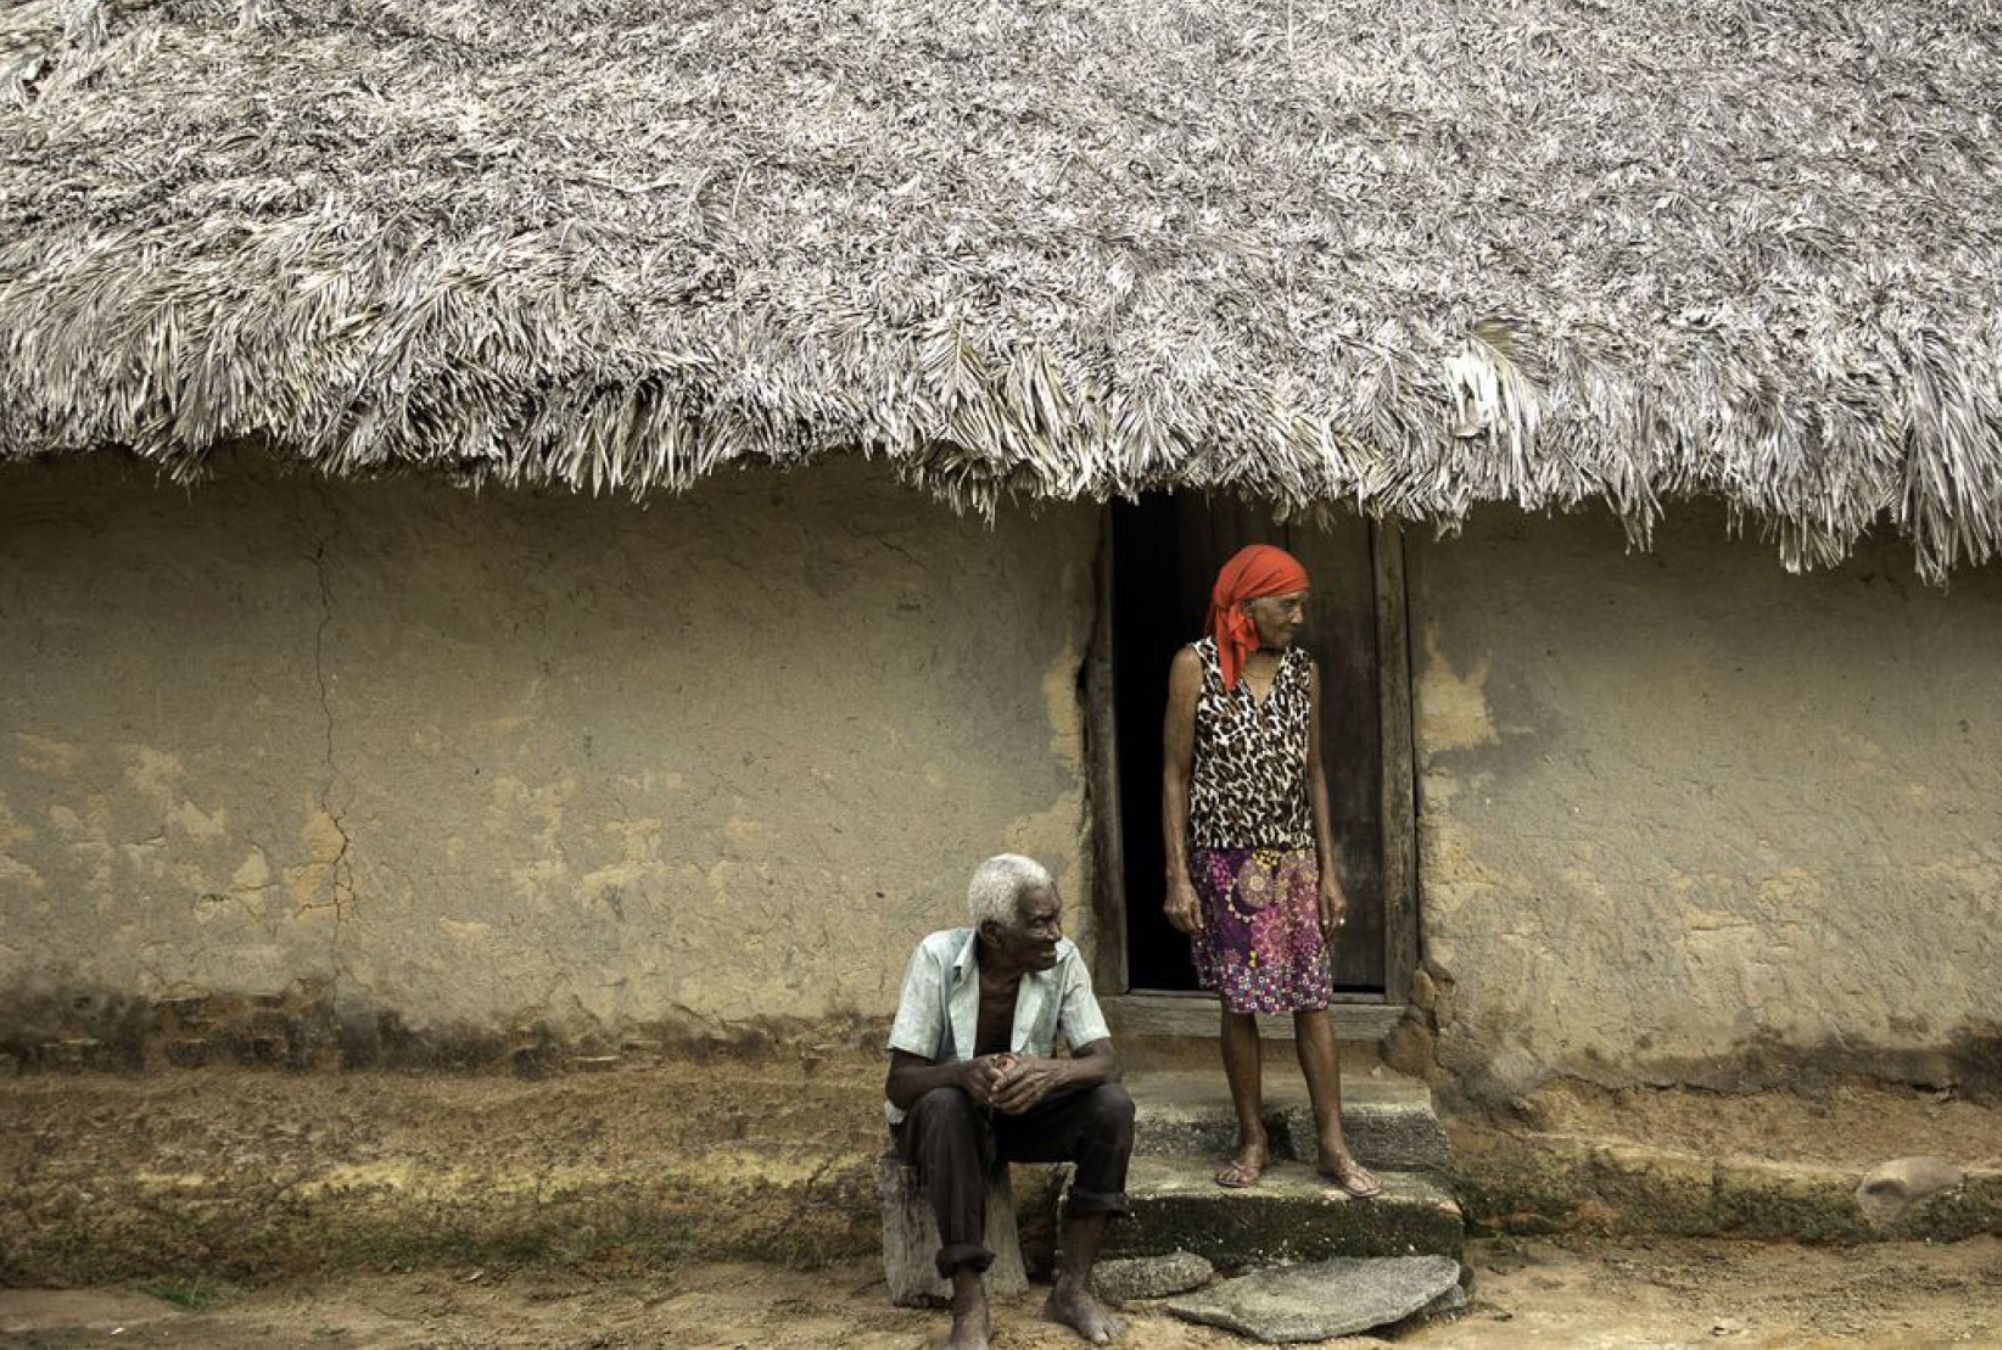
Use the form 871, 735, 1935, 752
967, 854, 1053, 928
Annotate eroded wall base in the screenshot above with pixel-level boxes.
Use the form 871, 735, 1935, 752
0, 452, 1099, 1058
1404, 505, 2002, 1104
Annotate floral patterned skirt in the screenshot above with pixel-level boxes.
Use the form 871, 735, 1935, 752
1189, 847, 1333, 1016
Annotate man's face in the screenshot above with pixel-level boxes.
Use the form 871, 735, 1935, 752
990, 883, 1064, 971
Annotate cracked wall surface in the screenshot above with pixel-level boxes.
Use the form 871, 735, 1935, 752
16, 451, 1996, 1092
0, 453, 1098, 1062
1406, 505, 2002, 1100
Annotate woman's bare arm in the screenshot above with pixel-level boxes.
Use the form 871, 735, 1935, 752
1306, 660, 1350, 930
1162, 646, 1204, 934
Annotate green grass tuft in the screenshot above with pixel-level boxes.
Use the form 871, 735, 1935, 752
137, 1276, 234, 1312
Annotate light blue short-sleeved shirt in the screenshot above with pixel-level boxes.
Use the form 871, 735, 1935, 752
885, 928, 1112, 1124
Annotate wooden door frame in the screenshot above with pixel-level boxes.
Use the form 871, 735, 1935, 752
1083, 504, 1420, 1018
1083, 510, 1131, 992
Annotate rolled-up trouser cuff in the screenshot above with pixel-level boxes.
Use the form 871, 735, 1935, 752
935, 1241, 996, 1279
1065, 1186, 1130, 1219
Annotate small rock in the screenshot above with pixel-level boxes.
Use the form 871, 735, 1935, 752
1167, 1256, 1463, 1343
1093, 1251, 1214, 1304
1415, 1283, 1469, 1321
1378, 1281, 1470, 1332
1857, 1156, 1964, 1226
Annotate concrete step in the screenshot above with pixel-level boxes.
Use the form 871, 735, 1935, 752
1108, 1155, 1464, 1272
1126, 1068, 1452, 1172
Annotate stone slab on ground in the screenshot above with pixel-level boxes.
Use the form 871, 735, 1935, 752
1165, 1254, 1463, 1342
1092, 1250, 1214, 1303
1128, 1069, 1452, 1171
1858, 1157, 1966, 1227
1110, 1157, 1464, 1271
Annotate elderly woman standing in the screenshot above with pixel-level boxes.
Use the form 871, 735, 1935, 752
1161, 544, 1383, 1196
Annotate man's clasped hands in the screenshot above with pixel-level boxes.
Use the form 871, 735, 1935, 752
956, 1052, 1072, 1114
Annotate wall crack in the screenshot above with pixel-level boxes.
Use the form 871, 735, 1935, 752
309, 504, 356, 1011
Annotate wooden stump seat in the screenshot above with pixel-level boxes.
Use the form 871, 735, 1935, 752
877, 1153, 1029, 1307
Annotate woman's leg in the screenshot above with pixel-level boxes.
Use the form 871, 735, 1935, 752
1294, 1007, 1381, 1196
1217, 1006, 1268, 1186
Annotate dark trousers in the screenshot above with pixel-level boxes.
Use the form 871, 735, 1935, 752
895, 1082, 1136, 1278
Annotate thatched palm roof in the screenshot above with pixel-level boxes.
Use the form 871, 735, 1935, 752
3, 0, 1999, 574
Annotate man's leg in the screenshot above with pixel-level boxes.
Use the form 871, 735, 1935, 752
995, 1083, 1135, 1345
899, 1087, 997, 1349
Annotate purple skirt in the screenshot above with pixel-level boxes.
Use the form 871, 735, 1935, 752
1189, 847, 1333, 1015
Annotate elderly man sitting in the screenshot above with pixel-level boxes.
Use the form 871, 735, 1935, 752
886, 854, 1134, 1349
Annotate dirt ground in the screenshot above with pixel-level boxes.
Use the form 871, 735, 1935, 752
3, 1235, 1999, 1349
0, 1063, 894, 1284
5, 1063, 2000, 1345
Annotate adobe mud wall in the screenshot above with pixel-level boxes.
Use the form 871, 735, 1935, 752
1403, 506, 2002, 1104
0, 453, 1099, 1069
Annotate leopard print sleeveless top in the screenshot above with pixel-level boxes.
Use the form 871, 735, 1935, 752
1187, 636, 1313, 850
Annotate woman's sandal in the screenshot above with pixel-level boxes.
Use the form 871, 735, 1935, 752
1321, 1152, 1384, 1198
1214, 1153, 1267, 1189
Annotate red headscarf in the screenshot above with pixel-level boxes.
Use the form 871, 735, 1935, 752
1206, 544, 1311, 691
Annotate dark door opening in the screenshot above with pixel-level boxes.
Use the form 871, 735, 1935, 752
1110, 493, 1389, 995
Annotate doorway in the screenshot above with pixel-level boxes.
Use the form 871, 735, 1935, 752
1098, 492, 1415, 1000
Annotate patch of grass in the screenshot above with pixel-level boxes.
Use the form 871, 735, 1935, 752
137, 1275, 234, 1312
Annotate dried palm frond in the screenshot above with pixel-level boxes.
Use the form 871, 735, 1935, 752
1, 0, 1998, 577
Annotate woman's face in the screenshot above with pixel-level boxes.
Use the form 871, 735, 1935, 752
1244, 591, 1308, 649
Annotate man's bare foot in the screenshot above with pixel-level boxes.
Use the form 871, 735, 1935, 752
1043, 1275, 1125, 1344
943, 1305, 991, 1349
945, 1273, 991, 1350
